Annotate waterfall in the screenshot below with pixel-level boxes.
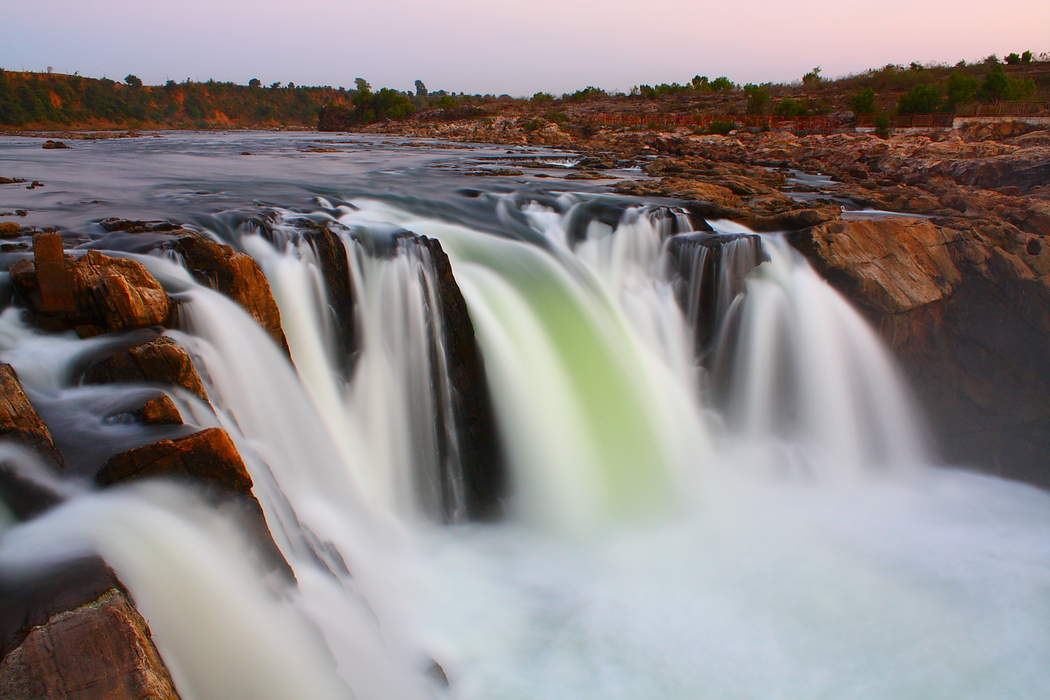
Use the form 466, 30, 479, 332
2, 188, 1049, 700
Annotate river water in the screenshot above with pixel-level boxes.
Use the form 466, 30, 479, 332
1, 131, 1048, 699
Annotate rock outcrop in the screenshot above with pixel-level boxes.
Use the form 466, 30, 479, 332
82, 335, 210, 403
97, 428, 252, 492
0, 588, 179, 700
789, 215, 1050, 486
169, 233, 289, 354
416, 236, 506, 521
0, 363, 65, 518
10, 233, 170, 337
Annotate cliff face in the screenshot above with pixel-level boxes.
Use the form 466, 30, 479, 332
790, 216, 1050, 486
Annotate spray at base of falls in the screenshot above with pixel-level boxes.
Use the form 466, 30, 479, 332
2, 191, 1049, 699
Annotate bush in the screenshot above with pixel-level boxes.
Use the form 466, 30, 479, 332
874, 114, 891, 138
744, 84, 771, 114
773, 98, 801, 117
707, 119, 736, 135
848, 87, 877, 115
709, 76, 735, 92
945, 72, 978, 109
563, 86, 607, 102
1005, 52, 1021, 65
979, 65, 1036, 102
897, 83, 942, 114
530, 92, 554, 103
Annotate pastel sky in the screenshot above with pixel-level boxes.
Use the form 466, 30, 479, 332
5, 0, 1049, 95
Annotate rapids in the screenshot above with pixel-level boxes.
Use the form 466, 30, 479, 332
1, 133, 1048, 699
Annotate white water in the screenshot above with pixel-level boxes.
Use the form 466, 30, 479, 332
2, 194, 1049, 699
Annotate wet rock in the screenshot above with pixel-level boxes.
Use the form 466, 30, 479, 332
0, 363, 64, 468
82, 335, 210, 403
169, 233, 290, 354
789, 215, 1050, 487
97, 427, 251, 492
0, 587, 179, 700
136, 394, 183, 425
10, 234, 170, 337
416, 236, 506, 521
96, 428, 293, 579
0, 222, 21, 237
0, 363, 65, 518
0, 177, 27, 185
97, 218, 179, 234
41, 140, 70, 149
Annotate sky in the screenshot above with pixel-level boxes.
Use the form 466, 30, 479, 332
4, 0, 1049, 95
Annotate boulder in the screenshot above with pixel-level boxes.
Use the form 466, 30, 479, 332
96, 429, 292, 578
10, 234, 170, 337
96, 428, 251, 492
41, 140, 70, 150
82, 336, 210, 403
0, 588, 179, 700
0, 363, 65, 519
169, 233, 289, 354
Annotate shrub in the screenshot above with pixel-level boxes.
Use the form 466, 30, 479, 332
945, 72, 978, 109
874, 114, 891, 138
710, 76, 735, 92
773, 98, 801, 117
1021, 50, 1033, 64
707, 119, 736, 135
744, 84, 771, 114
848, 87, 877, 115
530, 92, 554, 103
1005, 52, 1021, 65
802, 66, 822, 86
897, 83, 942, 114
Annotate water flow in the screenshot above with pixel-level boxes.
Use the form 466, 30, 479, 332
1, 188, 1048, 700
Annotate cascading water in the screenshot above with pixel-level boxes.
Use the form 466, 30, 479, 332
2, 179, 1049, 700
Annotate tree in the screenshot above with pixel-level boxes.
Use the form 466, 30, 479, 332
691, 75, 710, 90
897, 83, 942, 114
709, 76, 734, 92
248, 78, 261, 88
414, 79, 427, 98
802, 66, 822, 86
1021, 50, 1033, 64
744, 83, 770, 114
354, 78, 371, 94
945, 72, 978, 109
530, 92, 554, 103
848, 87, 877, 115
1005, 52, 1021, 65
124, 74, 142, 88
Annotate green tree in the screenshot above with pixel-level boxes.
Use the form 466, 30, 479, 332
1005, 52, 1021, 65
897, 83, 942, 114
1021, 50, 1033, 64
124, 74, 142, 88
945, 72, 978, 109
848, 87, 877, 115
709, 76, 734, 92
530, 92, 554, 103
248, 78, 261, 88
691, 75, 710, 90
414, 79, 427, 97
802, 66, 822, 86
354, 78, 371, 94
744, 83, 770, 114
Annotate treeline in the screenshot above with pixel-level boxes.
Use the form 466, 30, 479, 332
0, 70, 353, 128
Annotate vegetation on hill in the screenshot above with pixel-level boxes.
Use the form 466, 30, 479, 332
2, 52, 1048, 133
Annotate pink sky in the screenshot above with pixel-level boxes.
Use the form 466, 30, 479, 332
6, 0, 1049, 94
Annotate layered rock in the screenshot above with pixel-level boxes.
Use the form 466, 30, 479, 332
169, 233, 289, 354
0, 588, 179, 700
81, 335, 210, 403
0, 363, 64, 518
10, 233, 170, 337
96, 428, 292, 578
789, 215, 1050, 486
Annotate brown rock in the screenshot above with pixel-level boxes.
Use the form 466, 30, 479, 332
82, 336, 209, 403
0, 588, 179, 700
97, 428, 252, 492
171, 234, 289, 353
789, 217, 962, 314
11, 234, 170, 337
41, 140, 70, 150
0, 364, 63, 467
138, 395, 183, 425
0, 221, 20, 237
